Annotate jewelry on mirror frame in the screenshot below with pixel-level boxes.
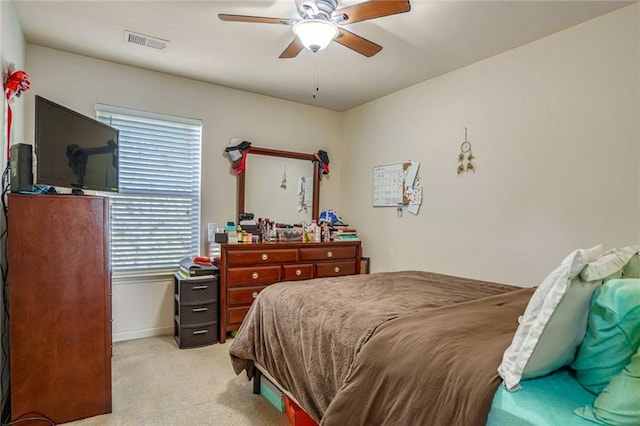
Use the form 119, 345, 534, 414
281, 165, 287, 189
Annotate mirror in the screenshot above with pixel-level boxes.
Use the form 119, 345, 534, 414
237, 147, 320, 223
244, 156, 314, 223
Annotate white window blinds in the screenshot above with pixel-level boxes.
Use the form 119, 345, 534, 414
95, 105, 202, 276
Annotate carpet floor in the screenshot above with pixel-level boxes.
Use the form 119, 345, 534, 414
61, 335, 290, 426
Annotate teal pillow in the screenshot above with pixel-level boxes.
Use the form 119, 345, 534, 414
574, 346, 640, 425
571, 278, 640, 394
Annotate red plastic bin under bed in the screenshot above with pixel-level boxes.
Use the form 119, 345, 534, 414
284, 395, 318, 426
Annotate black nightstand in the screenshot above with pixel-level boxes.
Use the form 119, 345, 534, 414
174, 272, 219, 348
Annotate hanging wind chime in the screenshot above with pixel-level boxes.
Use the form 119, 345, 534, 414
457, 127, 475, 175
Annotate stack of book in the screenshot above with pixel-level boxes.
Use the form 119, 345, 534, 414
331, 227, 359, 242
178, 257, 218, 279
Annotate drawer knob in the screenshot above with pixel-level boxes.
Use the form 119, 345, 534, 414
192, 329, 208, 335
296, 269, 302, 276
252, 272, 259, 279
261, 253, 268, 261
192, 307, 208, 313
252, 291, 259, 299
334, 266, 340, 273
327, 251, 333, 258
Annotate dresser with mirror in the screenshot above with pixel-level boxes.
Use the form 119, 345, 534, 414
219, 146, 361, 343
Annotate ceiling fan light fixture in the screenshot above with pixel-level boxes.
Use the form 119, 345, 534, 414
293, 19, 338, 53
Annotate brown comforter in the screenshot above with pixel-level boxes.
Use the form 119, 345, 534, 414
229, 270, 532, 425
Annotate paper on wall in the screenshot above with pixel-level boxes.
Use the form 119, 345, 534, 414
405, 161, 420, 192
405, 162, 422, 215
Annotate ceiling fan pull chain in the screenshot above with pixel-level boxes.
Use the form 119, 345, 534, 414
312, 61, 320, 99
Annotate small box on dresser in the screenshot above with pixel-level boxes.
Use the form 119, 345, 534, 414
174, 272, 219, 348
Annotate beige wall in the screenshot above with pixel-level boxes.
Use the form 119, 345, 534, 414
24, 45, 343, 340
23, 45, 343, 227
342, 4, 639, 286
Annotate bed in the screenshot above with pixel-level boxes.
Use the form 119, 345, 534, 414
229, 246, 640, 426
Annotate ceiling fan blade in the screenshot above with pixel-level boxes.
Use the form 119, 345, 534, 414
333, 0, 411, 25
334, 28, 382, 57
279, 38, 305, 59
218, 14, 296, 25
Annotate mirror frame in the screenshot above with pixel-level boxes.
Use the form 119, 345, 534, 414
237, 146, 320, 221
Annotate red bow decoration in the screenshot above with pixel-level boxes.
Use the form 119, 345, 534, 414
5, 70, 30, 102
4, 67, 30, 160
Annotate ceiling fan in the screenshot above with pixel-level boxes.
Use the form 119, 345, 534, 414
219, 0, 411, 59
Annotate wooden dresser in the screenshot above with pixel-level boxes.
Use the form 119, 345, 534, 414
8, 194, 112, 424
219, 241, 361, 343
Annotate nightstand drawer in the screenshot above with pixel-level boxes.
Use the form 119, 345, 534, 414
227, 249, 298, 266
175, 300, 217, 325
174, 320, 217, 349
315, 260, 357, 278
228, 285, 269, 306
282, 264, 313, 281
299, 246, 357, 261
175, 276, 218, 304
227, 266, 281, 285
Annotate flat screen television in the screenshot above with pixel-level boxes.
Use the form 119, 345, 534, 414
35, 95, 119, 193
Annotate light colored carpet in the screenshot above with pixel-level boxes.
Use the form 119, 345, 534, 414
61, 335, 290, 426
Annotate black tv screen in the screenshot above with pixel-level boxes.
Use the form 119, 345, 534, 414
35, 95, 119, 193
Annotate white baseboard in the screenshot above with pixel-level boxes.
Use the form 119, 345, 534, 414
113, 326, 173, 342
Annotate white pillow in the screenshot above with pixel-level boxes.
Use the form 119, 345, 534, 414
498, 244, 605, 391
580, 246, 639, 282
523, 247, 639, 381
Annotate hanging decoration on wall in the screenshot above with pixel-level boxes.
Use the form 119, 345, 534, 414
457, 127, 475, 175
312, 150, 330, 181
3, 63, 30, 160
224, 139, 251, 174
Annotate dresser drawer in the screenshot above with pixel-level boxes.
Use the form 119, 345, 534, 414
219, 241, 361, 343
228, 306, 251, 326
299, 246, 357, 261
227, 249, 298, 266
282, 264, 313, 281
315, 260, 357, 278
227, 266, 281, 285
228, 285, 269, 306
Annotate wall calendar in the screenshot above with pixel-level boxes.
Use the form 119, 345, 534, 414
372, 161, 422, 214
372, 162, 410, 207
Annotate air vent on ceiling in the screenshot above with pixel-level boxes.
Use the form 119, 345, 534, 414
123, 30, 169, 51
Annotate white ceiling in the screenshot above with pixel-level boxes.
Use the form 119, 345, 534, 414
13, 0, 634, 112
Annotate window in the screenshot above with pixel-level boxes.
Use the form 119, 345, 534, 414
96, 105, 202, 276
